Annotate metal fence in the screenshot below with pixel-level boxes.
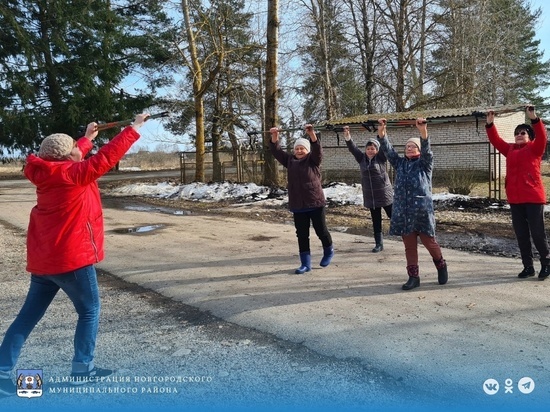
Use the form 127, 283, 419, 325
178, 142, 506, 200
178, 151, 265, 184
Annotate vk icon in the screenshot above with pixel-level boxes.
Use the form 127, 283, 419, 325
483, 378, 499, 395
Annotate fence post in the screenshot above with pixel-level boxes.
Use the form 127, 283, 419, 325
179, 152, 186, 184
488, 143, 501, 201
236, 147, 243, 182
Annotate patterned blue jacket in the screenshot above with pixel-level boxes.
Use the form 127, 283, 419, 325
378, 135, 436, 237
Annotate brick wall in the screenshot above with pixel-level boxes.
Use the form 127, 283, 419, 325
320, 112, 524, 180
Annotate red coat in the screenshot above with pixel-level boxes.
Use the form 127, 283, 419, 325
486, 119, 547, 205
24, 126, 140, 275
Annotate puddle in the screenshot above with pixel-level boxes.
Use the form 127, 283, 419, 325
331, 226, 351, 233
112, 224, 166, 235
124, 204, 192, 216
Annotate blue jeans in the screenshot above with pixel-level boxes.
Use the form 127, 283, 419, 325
0, 265, 100, 378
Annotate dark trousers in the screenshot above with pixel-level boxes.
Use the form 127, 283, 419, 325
369, 205, 393, 234
510, 203, 550, 267
293, 207, 333, 253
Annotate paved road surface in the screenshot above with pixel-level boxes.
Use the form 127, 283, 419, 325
1, 176, 549, 412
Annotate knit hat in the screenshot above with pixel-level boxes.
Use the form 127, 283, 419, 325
294, 138, 311, 153
514, 124, 535, 141
406, 137, 421, 150
38, 133, 75, 160
366, 138, 380, 151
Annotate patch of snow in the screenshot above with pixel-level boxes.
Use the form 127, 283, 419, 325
102, 181, 527, 212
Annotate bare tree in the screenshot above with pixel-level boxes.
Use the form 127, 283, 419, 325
311, 0, 340, 119
343, 0, 376, 113
180, 0, 223, 182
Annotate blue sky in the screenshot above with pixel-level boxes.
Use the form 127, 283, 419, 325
531, 0, 550, 98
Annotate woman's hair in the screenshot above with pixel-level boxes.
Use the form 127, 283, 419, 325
514, 124, 535, 140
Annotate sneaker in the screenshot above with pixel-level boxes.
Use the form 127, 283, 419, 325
539, 265, 550, 281
70, 367, 113, 386
0, 378, 16, 397
518, 266, 535, 278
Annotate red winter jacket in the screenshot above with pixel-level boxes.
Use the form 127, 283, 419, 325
24, 126, 140, 275
485, 119, 547, 204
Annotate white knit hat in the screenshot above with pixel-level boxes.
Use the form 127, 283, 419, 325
406, 137, 421, 150
38, 133, 75, 160
293, 138, 311, 153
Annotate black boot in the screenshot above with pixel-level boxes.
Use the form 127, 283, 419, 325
372, 232, 383, 253
518, 266, 535, 278
402, 265, 420, 290
402, 276, 420, 290
539, 265, 550, 280
434, 257, 448, 285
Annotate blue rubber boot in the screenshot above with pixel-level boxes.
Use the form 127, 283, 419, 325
295, 252, 311, 274
320, 246, 334, 267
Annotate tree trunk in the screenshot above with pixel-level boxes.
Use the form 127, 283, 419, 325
394, 1, 406, 112
182, 0, 205, 182
194, 98, 206, 181
263, 0, 279, 186
317, 0, 337, 120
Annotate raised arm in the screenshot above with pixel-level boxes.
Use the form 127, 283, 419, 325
485, 110, 510, 156
343, 125, 364, 163
415, 118, 428, 140
527, 105, 547, 157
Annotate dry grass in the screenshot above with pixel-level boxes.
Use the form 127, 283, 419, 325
119, 151, 180, 170
0, 152, 180, 178
0, 162, 25, 177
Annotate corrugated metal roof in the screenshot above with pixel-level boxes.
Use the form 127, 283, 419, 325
325, 104, 525, 125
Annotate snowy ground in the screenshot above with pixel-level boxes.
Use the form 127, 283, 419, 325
104, 180, 504, 209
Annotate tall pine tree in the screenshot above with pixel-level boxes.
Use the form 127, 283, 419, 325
0, 0, 171, 155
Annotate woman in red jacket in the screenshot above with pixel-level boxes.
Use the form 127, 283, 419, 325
0, 113, 149, 395
485, 105, 550, 280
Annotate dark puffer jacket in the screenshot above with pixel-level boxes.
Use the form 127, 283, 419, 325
346, 139, 393, 208
379, 136, 436, 237
269, 139, 326, 211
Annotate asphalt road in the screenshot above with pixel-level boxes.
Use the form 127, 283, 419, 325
1, 175, 549, 412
